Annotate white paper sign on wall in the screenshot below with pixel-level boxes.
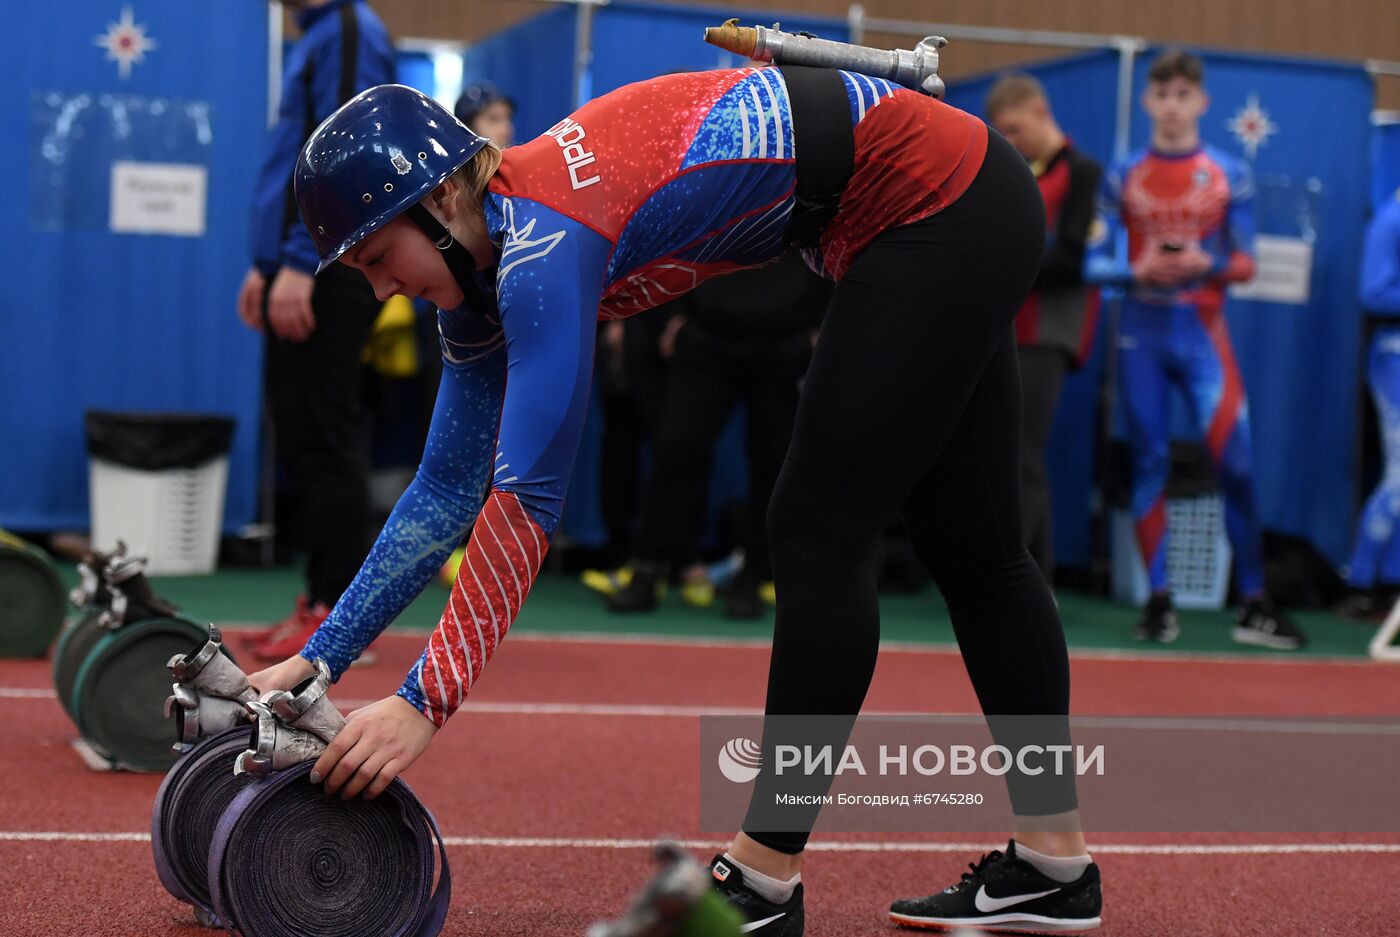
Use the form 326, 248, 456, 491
110, 161, 207, 237
1228, 235, 1312, 306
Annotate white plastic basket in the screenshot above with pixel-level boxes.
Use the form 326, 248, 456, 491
89, 457, 228, 575
1111, 494, 1233, 610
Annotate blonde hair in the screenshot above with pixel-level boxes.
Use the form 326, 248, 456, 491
452, 142, 503, 216
985, 74, 1047, 120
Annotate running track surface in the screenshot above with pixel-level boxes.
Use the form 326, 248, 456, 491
3, 631, 1399, 936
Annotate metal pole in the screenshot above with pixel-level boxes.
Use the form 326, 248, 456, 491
267, 2, 283, 128
396, 37, 471, 55
847, 4, 865, 46
1113, 37, 1144, 161
573, 0, 596, 108
855, 15, 1134, 52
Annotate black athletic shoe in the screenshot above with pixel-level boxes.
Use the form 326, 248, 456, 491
709, 855, 803, 936
606, 564, 662, 613
889, 841, 1102, 933
1334, 588, 1390, 621
1233, 599, 1307, 650
1133, 592, 1179, 644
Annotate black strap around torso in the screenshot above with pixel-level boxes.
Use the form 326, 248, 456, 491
778, 65, 855, 249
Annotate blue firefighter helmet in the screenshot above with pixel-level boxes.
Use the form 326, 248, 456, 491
295, 84, 491, 272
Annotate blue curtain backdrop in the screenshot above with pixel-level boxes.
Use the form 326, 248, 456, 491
395, 50, 436, 99
462, 4, 578, 144
1375, 119, 1400, 209
589, 1, 848, 96
2, 0, 267, 533
948, 48, 1373, 568
463, 2, 847, 145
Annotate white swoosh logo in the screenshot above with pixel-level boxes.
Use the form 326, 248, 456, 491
739, 912, 786, 933
974, 885, 1060, 913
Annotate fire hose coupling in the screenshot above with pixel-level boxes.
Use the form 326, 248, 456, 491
234, 661, 346, 777
98, 543, 148, 628
166, 625, 258, 703
69, 555, 103, 609
703, 19, 949, 99
165, 682, 250, 751
260, 658, 346, 744
234, 701, 335, 778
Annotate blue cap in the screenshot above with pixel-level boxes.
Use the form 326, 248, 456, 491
295, 84, 491, 272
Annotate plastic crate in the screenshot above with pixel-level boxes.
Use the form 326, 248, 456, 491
1111, 494, 1233, 610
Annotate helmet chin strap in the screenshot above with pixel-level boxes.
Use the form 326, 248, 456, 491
404, 202, 490, 311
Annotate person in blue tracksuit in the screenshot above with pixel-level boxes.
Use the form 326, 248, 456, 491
1340, 194, 1400, 614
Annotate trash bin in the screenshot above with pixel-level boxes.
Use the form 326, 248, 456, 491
85, 411, 235, 575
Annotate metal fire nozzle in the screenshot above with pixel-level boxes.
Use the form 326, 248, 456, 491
703, 18, 948, 99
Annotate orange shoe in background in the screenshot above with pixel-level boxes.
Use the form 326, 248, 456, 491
245, 595, 310, 653
251, 599, 331, 662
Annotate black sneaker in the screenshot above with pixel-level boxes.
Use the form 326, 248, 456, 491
1233, 599, 1307, 650
709, 855, 803, 936
889, 841, 1102, 933
606, 563, 663, 613
1133, 592, 1179, 643
1334, 589, 1389, 621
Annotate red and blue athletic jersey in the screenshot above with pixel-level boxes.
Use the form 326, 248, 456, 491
1085, 145, 1256, 310
1084, 146, 1265, 596
301, 67, 986, 724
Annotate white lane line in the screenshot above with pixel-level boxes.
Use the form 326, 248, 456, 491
10, 690, 1400, 734
192, 623, 1375, 665
490, 630, 1383, 666
3, 831, 1398, 856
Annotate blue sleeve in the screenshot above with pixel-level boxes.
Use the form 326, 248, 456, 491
1210, 155, 1257, 277
393, 197, 613, 721
300, 308, 506, 678
1362, 201, 1400, 314
1084, 160, 1132, 287
482, 199, 609, 533
279, 5, 396, 274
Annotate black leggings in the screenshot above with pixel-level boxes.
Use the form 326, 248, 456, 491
743, 130, 1075, 853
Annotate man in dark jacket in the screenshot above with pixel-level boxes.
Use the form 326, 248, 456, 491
235, 0, 395, 659
987, 74, 1102, 584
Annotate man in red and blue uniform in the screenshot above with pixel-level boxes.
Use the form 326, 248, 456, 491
1086, 50, 1304, 648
